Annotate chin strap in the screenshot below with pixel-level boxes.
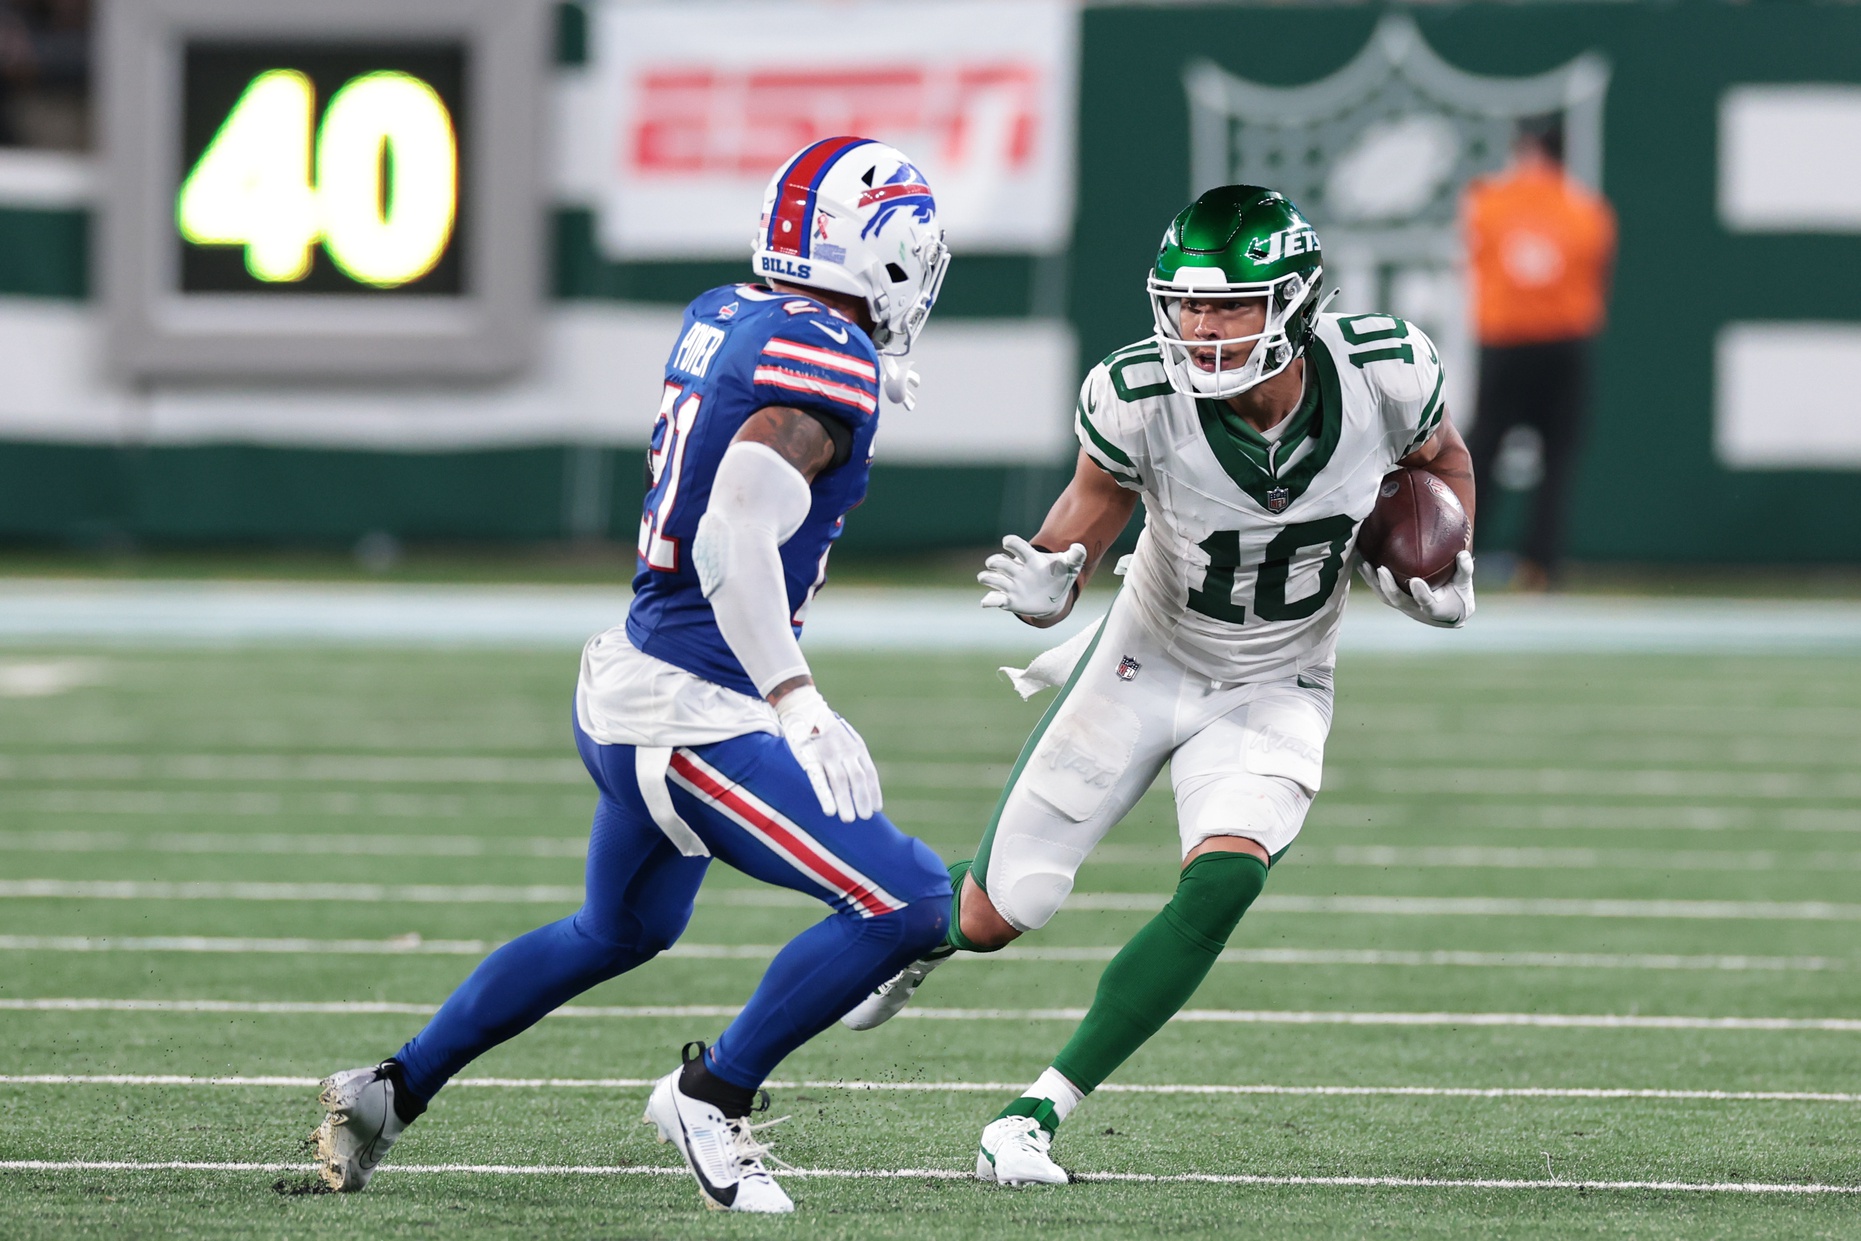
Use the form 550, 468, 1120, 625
1290, 287, 1342, 357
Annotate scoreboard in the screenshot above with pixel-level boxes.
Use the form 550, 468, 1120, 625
102, 0, 545, 381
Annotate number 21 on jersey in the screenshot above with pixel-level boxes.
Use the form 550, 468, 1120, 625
638, 381, 702, 572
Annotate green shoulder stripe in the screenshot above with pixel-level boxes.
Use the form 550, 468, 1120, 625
1403, 363, 1447, 454
1076, 398, 1135, 470
1101, 337, 1162, 368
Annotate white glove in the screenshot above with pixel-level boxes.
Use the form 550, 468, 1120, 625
979, 535, 1088, 620
775, 684, 881, 823
882, 357, 921, 411
1358, 549, 1476, 629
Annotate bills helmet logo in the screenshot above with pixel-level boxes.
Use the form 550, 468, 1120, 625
1266, 486, 1291, 513
857, 164, 936, 239
1116, 656, 1141, 682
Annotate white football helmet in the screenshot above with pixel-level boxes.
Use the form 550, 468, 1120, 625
752, 137, 950, 357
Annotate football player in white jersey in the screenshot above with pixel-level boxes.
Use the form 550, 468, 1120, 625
842, 185, 1477, 1184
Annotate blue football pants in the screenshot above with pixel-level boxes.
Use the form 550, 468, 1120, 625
394, 711, 951, 1098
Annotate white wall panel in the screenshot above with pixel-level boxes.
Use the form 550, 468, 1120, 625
1715, 323, 1861, 468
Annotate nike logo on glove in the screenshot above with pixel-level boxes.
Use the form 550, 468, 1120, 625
812, 321, 849, 344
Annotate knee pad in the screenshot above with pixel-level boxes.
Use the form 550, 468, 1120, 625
997, 868, 1075, 933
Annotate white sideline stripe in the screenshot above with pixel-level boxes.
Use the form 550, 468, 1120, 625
0, 1160, 1855, 1194
6, 997, 1861, 1031
9, 880, 1861, 923
5, 1074, 1858, 1104
0, 936, 1840, 973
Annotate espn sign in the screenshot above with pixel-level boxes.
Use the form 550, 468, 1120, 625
631, 64, 1041, 179
589, 0, 1077, 257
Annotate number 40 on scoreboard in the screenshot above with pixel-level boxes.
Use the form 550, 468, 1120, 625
177, 44, 466, 295
178, 65, 458, 290
102, 0, 544, 381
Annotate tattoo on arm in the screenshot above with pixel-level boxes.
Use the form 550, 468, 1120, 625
765, 673, 814, 705
734, 405, 837, 483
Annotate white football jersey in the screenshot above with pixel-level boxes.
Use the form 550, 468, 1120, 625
1076, 312, 1445, 685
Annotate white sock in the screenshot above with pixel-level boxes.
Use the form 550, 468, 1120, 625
1027, 1066, 1086, 1123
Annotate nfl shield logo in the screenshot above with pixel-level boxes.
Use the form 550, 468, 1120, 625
1266, 487, 1291, 513
1116, 656, 1141, 682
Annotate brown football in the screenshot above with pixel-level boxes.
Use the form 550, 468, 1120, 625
1356, 468, 1471, 589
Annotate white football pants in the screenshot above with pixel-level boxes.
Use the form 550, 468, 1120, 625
975, 590, 1332, 934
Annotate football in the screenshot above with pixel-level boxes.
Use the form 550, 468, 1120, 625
1356, 468, 1471, 589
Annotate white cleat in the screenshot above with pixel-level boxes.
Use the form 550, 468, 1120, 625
642, 1047, 794, 1214
312, 1063, 415, 1192
841, 947, 952, 1030
976, 1114, 1069, 1186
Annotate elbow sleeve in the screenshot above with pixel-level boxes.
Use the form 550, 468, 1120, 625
693, 441, 815, 697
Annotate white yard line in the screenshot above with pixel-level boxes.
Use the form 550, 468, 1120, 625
0, 879, 589, 903
0, 831, 589, 857
5, 996, 1860, 1031
0, 1159, 1854, 1194
8, 880, 1861, 922
1310, 805, 1861, 835
0, 789, 587, 819
0, 935, 1839, 973
4, 1074, 1857, 1104
11, 831, 1861, 873
1327, 766, 1861, 800
0, 754, 586, 785
7, 755, 1859, 800
13, 759, 1861, 798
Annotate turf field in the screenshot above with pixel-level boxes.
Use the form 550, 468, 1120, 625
1, 631, 1858, 1237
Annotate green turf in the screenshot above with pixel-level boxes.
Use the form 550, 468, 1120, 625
1, 644, 1858, 1237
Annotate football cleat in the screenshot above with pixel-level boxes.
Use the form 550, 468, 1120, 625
312, 1062, 417, 1192
840, 945, 953, 1031
643, 1045, 794, 1213
976, 1111, 1069, 1187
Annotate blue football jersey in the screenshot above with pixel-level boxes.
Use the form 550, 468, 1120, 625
626, 283, 882, 698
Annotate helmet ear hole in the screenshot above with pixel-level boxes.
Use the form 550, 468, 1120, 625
885, 263, 908, 283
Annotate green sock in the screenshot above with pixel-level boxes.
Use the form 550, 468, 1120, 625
1050, 851, 1268, 1094
943, 859, 1002, 954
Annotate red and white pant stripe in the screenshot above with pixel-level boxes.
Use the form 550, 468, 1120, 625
667, 749, 907, 918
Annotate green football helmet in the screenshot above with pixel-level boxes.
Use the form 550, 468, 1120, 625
1148, 185, 1328, 398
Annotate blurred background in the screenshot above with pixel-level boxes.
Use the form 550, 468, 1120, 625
0, 0, 1855, 586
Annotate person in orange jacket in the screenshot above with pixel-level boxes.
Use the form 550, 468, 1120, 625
1461, 117, 1615, 590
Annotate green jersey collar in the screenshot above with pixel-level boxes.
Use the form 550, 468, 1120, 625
1194, 335, 1343, 513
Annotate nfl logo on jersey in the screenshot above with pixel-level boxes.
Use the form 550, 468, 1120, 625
1266, 487, 1291, 513
1116, 656, 1141, 682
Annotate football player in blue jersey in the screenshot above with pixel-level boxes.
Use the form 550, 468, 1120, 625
311, 137, 953, 1214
